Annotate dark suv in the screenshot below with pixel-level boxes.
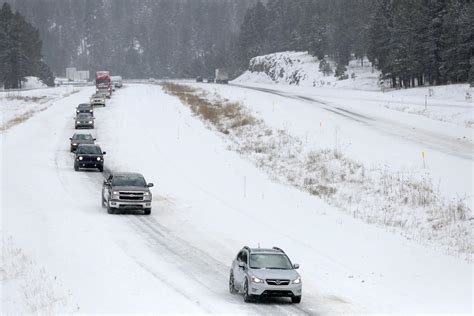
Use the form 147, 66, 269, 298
76, 103, 94, 115
75, 113, 94, 129
69, 133, 95, 152
74, 144, 105, 172
102, 172, 153, 215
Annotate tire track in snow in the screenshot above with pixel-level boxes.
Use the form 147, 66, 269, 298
127, 215, 314, 315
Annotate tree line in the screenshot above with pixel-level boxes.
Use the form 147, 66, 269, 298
4, 0, 256, 79
237, 0, 474, 88
0, 2, 53, 88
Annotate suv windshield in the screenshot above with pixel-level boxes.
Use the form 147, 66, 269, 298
78, 104, 91, 108
76, 146, 102, 155
112, 175, 147, 187
250, 254, 293, 270
73, 134, 93, 140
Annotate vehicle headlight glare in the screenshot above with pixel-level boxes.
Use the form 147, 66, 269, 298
251, 276, 264, 283
88, 121, 93, 124
72, 143, 77, 146
293, 277, 301, 284
78, 156, 83, 160
97, 157, 101, 161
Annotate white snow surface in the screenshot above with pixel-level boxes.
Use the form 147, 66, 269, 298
21, 76, 48, 89
1, 86, 80, 131
234, 51, 474, 128
1, 84, 472, 314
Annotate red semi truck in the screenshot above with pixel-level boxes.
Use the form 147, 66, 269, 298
96, 71, 112, 97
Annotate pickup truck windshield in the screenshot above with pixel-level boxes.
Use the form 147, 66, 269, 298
77, 114, 92, 119
113, 175, 147, 187
250, 254, 293, 270
76, 146, 102, 155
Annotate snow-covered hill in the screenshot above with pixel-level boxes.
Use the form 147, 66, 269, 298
234, 51, 382, 91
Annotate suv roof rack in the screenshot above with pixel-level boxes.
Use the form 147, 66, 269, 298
272, 246, 285, 253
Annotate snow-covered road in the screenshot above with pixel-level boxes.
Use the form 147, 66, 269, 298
2, 84, 472, 314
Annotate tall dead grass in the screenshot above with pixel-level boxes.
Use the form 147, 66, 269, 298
162, 82, 255, 133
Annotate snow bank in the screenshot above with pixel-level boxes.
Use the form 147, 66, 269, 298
234, 51, 382, 91
165, 83, 472, 259
1, 237, 78, 313
0, 86, 80, 132
22, 76, 48, 89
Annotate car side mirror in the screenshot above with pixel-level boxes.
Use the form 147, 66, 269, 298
147, 183, 154, 187
69, 138, 72, 140
238, 262, 246, 269
103, 180, 110, 186
102, 151, 106, 155
93, 138, 97, 141
293, 263, 300, 269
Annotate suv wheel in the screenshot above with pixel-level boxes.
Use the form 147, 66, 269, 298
98, 166, 103, 172
243, 279, 253, 303
101, 195, 106, 208
74, 162, 79, 171
144, 209, 151, 215
291, 296, 302, 304
229, 273, 237, 294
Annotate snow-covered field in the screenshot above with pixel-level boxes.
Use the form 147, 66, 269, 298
1, 83, 472, 314
0, 85, 79, 131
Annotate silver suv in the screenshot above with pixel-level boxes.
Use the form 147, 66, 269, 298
229, 246, 302, 303
102, 172, 153, 215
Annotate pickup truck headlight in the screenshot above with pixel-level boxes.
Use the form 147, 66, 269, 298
143, 192, 151, 200
292, 277, 301, 284
78, 156, 83, 160
251, 276, 264, 283
96, 157, 101, 161
111, 191, 119, 199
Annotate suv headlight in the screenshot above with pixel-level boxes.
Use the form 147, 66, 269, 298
111, 191, 119, 199
292, 277, 301, 284
88, 121, 93, 124
143, 191, 151, 200
96, 157, 101, 161
72, 143, 77, 146
78, 156, 83, 160
251, 276, 264, 283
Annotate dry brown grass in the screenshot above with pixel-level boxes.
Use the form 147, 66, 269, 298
161, 82, 256, 132
4, 95, 47, 102
0, 107, 48, 132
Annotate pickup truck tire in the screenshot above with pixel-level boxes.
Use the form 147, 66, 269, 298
107, 204, 115, 214
74, 162, 79, 171
101, 195, 106, 208
144, 209, 151, 215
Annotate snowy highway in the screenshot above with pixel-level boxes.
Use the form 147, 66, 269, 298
2, 84, 472, 313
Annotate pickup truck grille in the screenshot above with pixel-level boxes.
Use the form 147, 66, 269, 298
266, 279, 290, 286
119, 192, 144, 200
